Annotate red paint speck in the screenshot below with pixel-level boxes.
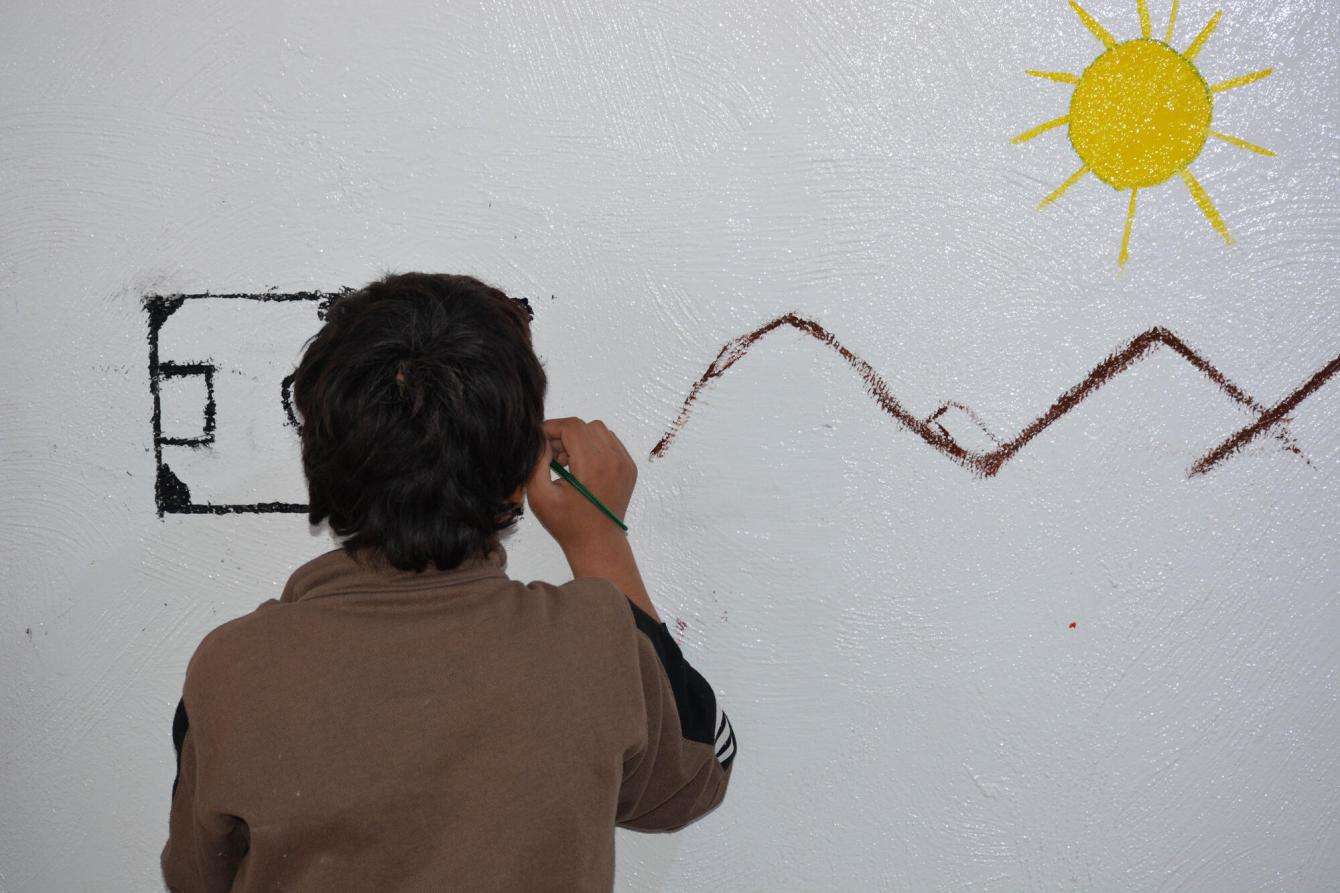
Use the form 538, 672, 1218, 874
675, 618, 688, 632
1068, 621, 1077, 629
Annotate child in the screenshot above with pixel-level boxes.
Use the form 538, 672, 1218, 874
161, 273, 736, 891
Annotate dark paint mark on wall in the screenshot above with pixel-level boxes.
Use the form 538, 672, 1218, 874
651, 313, 1338, 477
157, 362, 217, 446
280, 371, 299, 430
145, 291, 343, 517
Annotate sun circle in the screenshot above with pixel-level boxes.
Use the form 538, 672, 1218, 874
1069, 39, 1212, 189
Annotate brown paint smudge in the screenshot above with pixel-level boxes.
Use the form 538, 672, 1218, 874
650, 313, 1338, 477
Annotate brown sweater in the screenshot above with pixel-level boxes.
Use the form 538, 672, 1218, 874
161, 543, 735, 891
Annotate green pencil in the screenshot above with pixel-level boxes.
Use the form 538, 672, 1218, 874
549, 459, 628, 531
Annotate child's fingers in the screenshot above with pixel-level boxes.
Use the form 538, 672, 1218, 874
546, 433, 568, 466
543, 417, 583, 438
587, 420, 618, 464
547, 446, 570, 467
544, 417, 593, 470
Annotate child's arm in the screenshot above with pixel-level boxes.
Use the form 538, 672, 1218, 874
528, 417, 735, 830
614, 596, 736, 831
526, 416, 659, 619
162, 695, 248, 890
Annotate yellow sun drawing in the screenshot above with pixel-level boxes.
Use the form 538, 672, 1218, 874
1014, 0, 1274, 265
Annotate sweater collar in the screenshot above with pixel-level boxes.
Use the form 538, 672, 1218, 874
282, 541, 508, 602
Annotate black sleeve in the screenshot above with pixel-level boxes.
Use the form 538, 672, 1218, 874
170, 697, 189, 798
624, 599, 736, 769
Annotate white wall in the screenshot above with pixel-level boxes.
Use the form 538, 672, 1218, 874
3, 1, 1338, 889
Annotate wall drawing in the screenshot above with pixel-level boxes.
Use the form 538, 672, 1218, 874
1014, 0, 1275, 265
145, 291, 341, 516
651, 313, 1340, 476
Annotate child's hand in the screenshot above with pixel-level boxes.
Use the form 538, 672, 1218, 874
526, 417, 637, 553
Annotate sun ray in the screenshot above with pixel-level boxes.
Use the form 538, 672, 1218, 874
1211, 67, 1273, 93
1118, 189, 1139, 266
1068, 0, 1117, 49
1184, 10, 1221, 61
1039, 164, 1090, 208
1210, 130, 1275, 156
1014, 2, 1272, 263
1180, 168, 1233, 244
1012, 115, 1069, 144
1027, 69, 1080, 84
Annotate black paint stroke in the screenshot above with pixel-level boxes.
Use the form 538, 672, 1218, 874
157, 362, 217, 446
145, 291, 344, 517
280, 371, 301, 432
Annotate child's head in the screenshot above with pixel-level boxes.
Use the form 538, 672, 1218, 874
292, 272, 547, 572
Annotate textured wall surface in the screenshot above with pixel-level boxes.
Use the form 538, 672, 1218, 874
3, 1, 1338, 889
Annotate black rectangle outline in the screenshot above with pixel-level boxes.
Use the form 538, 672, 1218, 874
157, 362, 217, 447
145, 291, 344, 517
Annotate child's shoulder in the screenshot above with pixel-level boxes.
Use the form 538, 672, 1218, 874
184, 547, 348, 675
520, 575, 636, 630
183, 596, 286, 692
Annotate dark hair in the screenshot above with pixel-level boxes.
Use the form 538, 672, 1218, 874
292, 272, 546, 572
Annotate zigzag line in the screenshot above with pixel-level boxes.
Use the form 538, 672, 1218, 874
649, 313, 1340, 477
